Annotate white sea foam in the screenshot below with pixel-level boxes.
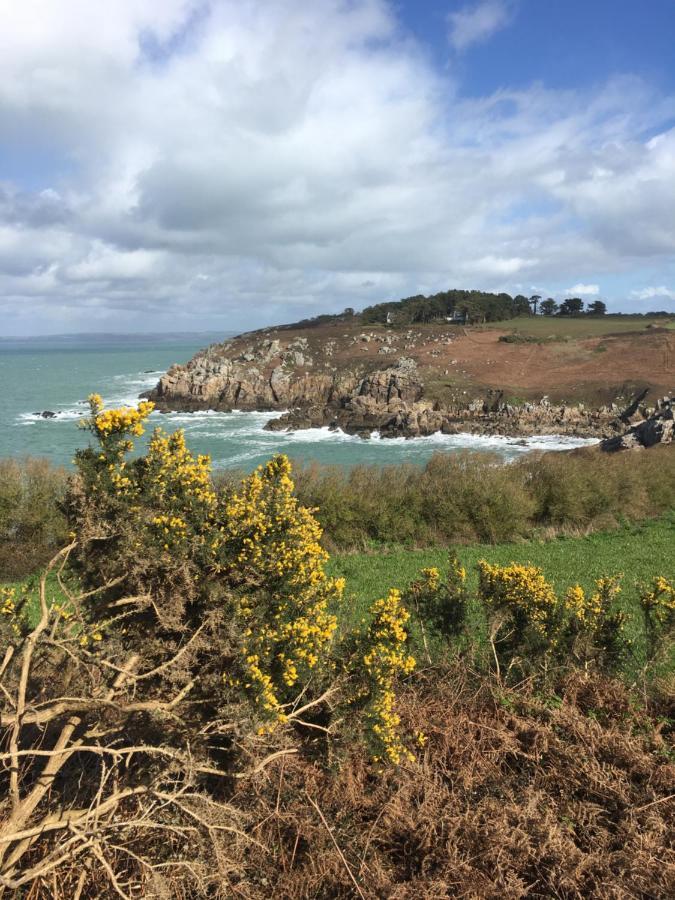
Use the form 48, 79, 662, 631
16, 384, 599, 468
264, 425, 598, 453
18, 406, 87, 423
283, 426, 363, 443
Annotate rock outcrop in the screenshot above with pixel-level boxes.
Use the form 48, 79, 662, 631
601, 397, 674, 451
147, 325, 672, 442
149, 336, 355, 412
267, 392, 615, 439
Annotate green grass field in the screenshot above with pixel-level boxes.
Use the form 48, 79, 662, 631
328, 513, 674, 604
478, 314, 674, 339
328, 513, 675, 670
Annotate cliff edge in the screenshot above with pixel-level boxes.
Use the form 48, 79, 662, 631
147, 317, 674, 441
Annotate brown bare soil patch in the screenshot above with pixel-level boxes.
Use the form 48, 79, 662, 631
438, 329, 674, 402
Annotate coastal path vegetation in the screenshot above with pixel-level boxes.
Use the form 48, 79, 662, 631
0, 398, 673, 897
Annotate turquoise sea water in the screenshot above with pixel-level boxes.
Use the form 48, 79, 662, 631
0, 334, 598, 471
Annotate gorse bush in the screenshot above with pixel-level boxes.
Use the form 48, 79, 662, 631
402, 557, 469, 663
564, 576, 631, 671
638, 575, 675, 667
478, 560, 565, 657
0, 398, 418, 893
0, 585, 20, 641
66, 396, 414, 745
222, 455, 343, 724
360, 589, 417, 763
639, 576, 675, 634
66, 395, 353, 731
443, 560, 643, 676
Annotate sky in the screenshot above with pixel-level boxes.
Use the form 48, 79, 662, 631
1, 0, 674, 335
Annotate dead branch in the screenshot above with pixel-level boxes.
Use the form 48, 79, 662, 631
306, 792, 367, 900
233, 748, 299, 779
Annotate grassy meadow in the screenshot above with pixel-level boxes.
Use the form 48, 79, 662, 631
480, 312, 675, 338
7, 507, 674, 678
328, 513, 675, 606
328, 513, 675, 671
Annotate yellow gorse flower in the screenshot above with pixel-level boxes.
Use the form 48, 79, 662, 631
639, 575, 675, 628
420, 567, 441, 589
223, 455, 342, 723
362, 588, 416, 764
478, 560, 561, 643
87, 394, 154, 439
564, 577, 620, 627
1, 587, 20, 637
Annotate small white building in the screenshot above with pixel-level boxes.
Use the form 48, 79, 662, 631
446, 310, 467, 324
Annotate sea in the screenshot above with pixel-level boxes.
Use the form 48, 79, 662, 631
0, 333, 599, 471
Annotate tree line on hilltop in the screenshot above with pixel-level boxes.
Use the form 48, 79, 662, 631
359, 290, 610, 325
285, 289, 672, 331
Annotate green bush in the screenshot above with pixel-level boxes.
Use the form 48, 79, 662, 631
292, 445, 674, 550
0, 457, 68, 579
2, 441, 673, 570
402, 556, 469, 647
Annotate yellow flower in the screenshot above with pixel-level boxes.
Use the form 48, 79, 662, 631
362, 588, 416, 764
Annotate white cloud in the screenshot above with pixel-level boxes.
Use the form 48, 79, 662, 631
447, 1, 514, 52
0, 1, 674, 333
566, 283, 600, 295
64, 244, 164, 282
631, 286, 675, 302
464, 255, 538, 276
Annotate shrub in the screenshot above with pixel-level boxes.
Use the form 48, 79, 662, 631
564, 576, 631, 671
0, 585, 20, 641
0, 457, 68, 579
477, 561, 634, 674
403, 556, 469, 652
66, 396, 345, 732
0, 402, 362, 894
291, 445, 675, 550
359, 588, 417, 763
222, 455, 344, 725
638, 575, 675, 665
478, 560, 564, 658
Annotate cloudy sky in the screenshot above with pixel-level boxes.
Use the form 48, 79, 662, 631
1, 0, 674, 335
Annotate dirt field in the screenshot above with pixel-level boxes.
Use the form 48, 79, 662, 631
431, 327, 674, 403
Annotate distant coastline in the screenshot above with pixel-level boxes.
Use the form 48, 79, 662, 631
0, 331, 232, 345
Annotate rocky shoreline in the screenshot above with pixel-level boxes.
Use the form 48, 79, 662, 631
146, 328, 673, 449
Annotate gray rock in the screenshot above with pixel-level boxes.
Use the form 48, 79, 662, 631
601, 401, 674, 451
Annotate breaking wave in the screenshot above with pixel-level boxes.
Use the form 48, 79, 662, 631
16, 371, 599, 469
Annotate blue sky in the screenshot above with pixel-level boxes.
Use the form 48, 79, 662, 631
404, 1, 675, 96
0, 0, 674, 334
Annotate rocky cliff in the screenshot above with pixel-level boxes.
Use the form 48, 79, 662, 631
601, 397, 674, 451
147, 320, 674, 441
